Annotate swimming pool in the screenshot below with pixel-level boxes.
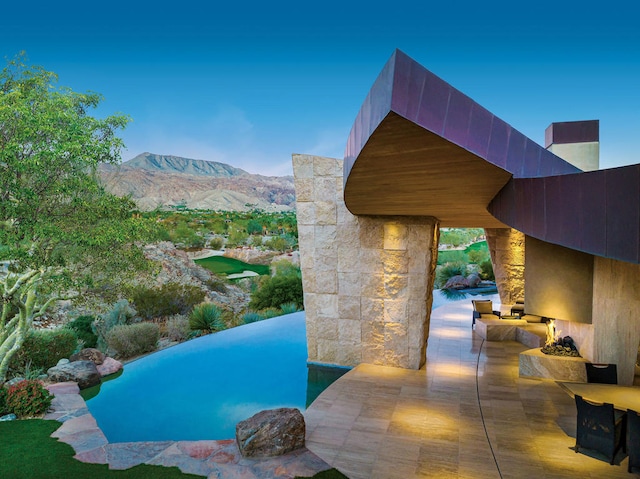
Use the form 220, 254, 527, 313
85, 312, 345, 443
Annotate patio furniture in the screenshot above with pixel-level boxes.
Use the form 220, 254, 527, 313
559, 383, 640, 412
628, 409, 640, 473
586, 363, 618, 384
574, 394, 626, 465
471, 299, 500, 328
510, 299, 525, 316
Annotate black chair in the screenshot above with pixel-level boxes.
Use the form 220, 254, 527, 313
586, 363, 618, 384
628, 409, 640, 473
574, 394, 626, 465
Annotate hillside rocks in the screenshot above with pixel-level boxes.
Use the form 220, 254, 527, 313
143, 242, 250, 313
99, 153, 295, 212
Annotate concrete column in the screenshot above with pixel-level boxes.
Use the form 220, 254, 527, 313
485, 228, 525, 306
293, 154, 439, 369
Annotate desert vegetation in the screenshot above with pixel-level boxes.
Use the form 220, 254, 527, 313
435, 228, 495, 288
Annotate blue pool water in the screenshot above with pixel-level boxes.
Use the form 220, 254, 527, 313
85, 312, 343, 443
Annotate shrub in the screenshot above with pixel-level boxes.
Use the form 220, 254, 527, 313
206, 276, 228, 293
248, 270, 303, 311
435, 261, 468, 288
164, 315, 190, 342
0, 387, 7, 415
479, 258, 495, 281
92, 299, 138, 352
188, 303, 226, 332
279, 302, 299, 314
209, 237, 224, 250
131, 283, 205, 320
5, 380, 54, 418
242, 311, 264, 324
10, 328, 78, 372
66, 315, 98, 348
106, 322, 159, 359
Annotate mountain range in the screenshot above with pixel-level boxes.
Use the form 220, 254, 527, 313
99, 153, 295, 211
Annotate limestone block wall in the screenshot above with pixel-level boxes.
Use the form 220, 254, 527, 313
485, 228, 525, 306
591, 256, 640, 385
293, 154, 439, 370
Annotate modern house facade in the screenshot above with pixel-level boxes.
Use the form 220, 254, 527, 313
293, 50, 640, 385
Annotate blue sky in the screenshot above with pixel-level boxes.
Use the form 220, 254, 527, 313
2, 1, 638, 176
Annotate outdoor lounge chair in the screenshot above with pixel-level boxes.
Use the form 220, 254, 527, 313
471, 299, 500, 328
628, 409, 640, 473
574, 394, 626, 465
586, 363, 618, 384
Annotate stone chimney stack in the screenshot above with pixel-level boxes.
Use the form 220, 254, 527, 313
544, 120, 599, 171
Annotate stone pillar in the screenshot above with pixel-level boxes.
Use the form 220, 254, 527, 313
485, 228, 525, 306
293, 154, 439, 369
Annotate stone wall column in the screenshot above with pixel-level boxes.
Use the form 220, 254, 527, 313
485, 228, 525, 306
293, 154, 439, 369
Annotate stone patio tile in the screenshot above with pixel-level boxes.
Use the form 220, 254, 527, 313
51, 413, 100, 438
208, 463, 261, 479
105, 441, 174, 470
57, 428, 109, 454
177, 439, 236, 460
147, 444, 212, 477
46, 381, 80, 395
73, 445, 108, 464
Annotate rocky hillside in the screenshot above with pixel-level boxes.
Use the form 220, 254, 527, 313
100, 153, 295, 211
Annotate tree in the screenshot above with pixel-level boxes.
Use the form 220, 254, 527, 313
0, 54, 155, 383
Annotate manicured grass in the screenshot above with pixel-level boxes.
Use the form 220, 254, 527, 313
437, 240, 488, 265
194, 256, 270, 276
0, 419, 199, 478
0, 419, 348, 479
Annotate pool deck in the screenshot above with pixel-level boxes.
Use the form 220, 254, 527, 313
303, 296, 636, 478
44, 384, 332, 478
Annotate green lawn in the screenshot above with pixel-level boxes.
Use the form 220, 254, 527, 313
437, 240, 488, 265
194, 256, 270, 276
0, 419, 348, 479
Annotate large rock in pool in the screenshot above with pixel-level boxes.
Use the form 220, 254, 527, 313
96, 357, 123, 377
47, 360, 101, 389
236, 408, 305, 458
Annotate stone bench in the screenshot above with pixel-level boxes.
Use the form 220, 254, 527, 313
519, 348, 588, 381
475, 317, 528, 341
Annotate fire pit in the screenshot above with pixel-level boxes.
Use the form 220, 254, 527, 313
540, 320, 581, 357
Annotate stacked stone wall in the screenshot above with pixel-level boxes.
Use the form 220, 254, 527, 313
293, 154, 438, 369
485, 228, 525, 306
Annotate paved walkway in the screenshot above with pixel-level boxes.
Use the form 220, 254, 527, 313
44, 384, 331, 478
304, 295, 637, 478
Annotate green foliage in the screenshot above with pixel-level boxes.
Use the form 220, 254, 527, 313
479, 258, 495, 281
10, 328, 78, 372
242, 311, 264, 324
467, 248, 489, 264
265, 236, 289, 252
247, 219, 263, 235
66, 315, 98, 348
92, 299, 138, 351
248, 267, 304, 311
163, 315, 190, 342
279, 302, 300, 314
209, 237, 224, 250
188, 303, 227, 332
5, 380, 53, 417
260, 308, 282, 319
131, 283, 205, 320
0, 55, 157, 383
0, 386, 7, 414
435, 261, 468, 288
226, 228, 248, 248
106, 323, 159, 359
251, 235, 264, 247
436, 249, 468, 265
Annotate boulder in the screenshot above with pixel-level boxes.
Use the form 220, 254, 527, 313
443, 275, 469, 290
236, 408, 305, 458
70, 348, 106, 365
47, 360, 101, 389
466, 273, 482, 288
96, 357, 123, 377
0, 414, 17, 422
